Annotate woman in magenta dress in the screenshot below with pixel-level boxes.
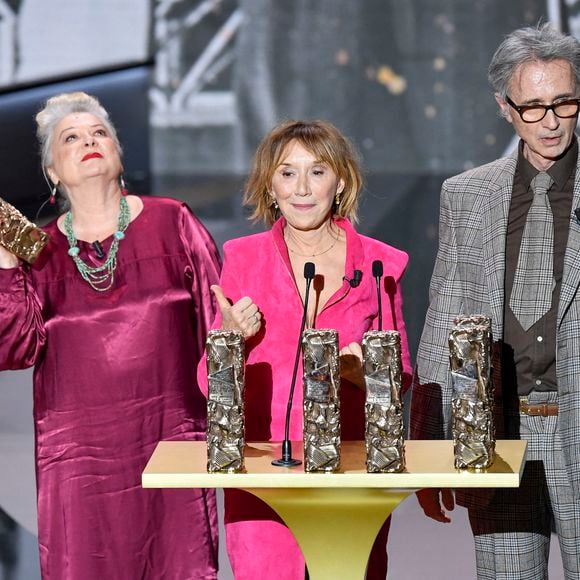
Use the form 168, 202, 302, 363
0, 92, 220, 579
198, 120, 412, 579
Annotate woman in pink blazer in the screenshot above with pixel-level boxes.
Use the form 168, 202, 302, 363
198, 120, 411, 579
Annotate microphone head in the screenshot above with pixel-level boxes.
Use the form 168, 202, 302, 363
372, 260, 383, 278
304, 261, 316, 280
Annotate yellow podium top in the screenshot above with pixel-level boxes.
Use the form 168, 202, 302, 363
142, 440, 526, 490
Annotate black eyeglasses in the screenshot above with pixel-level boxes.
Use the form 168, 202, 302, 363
505, 95, 580, 123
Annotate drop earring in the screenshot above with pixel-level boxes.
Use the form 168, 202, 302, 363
50, 183, 57, 205
120, 175, 126, 191
335, 191, 341, 206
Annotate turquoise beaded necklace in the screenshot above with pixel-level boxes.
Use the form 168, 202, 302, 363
64, 196, 130, 292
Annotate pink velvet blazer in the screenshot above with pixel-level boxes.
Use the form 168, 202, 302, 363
198, 216, 411, 442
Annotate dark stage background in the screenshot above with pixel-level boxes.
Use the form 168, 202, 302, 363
0, 1, 575, 578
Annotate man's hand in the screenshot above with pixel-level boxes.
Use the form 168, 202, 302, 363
211, 285, 262, 338
416, 488, 455, 523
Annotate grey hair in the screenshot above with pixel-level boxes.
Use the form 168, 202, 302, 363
488, 23, 580, 98
35, 91, 122, 169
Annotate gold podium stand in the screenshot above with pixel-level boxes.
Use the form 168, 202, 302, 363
143, 440, 526, 580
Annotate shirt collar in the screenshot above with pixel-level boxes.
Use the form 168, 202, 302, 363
517, 137, 578, 190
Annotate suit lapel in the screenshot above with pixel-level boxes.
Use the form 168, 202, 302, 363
558, 157, 580, 326
482, 156, 517, 338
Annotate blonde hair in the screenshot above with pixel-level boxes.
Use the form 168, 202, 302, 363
35, 91, 122, 169
244, 120, 363, 225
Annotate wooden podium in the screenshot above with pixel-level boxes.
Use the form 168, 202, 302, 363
143, 440, 526, 580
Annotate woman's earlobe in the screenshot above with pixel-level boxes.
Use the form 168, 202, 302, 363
46, 167, 57, 185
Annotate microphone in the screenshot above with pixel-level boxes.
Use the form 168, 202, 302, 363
92, 240, 105, 259
372, 260, 383, 331
272, 261, 316, 467
343, 269, 363, 288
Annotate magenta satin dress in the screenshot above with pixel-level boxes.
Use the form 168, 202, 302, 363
198, 217, 412, 580
0, 196, 220, 580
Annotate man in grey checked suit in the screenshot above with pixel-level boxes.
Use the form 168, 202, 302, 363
411, 24, 580, 579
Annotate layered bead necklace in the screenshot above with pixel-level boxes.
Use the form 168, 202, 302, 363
64, 196, 130, 292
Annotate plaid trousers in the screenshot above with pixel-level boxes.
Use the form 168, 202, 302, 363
468, 392, 580, 580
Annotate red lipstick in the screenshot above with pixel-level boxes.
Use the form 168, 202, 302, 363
82, 152, 103, 162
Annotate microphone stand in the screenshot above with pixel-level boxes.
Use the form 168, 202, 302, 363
272, 262, 315, 467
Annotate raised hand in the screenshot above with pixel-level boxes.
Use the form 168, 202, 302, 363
211, 285, 262, 338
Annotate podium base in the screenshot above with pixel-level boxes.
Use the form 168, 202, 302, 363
246, 487, 409, 580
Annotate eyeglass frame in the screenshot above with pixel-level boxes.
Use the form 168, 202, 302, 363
504, 94, 580, 123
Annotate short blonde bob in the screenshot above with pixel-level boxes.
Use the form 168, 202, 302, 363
244, 119, 363, 225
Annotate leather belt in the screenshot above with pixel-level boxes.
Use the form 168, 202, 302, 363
519, 397, 558, 417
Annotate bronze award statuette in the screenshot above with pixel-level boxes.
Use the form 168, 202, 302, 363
206, 329, 246, 473
449, 315, 495, 470
362, 330, 405, 473
302, 328, 341, 472
0, 198, 49, 264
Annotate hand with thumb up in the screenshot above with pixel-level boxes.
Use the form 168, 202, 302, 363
211, 285, 262, 339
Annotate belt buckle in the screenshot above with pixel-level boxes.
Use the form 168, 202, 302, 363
519, 396, 530, 415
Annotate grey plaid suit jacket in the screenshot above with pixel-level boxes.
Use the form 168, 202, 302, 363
411, 149, 580, 500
